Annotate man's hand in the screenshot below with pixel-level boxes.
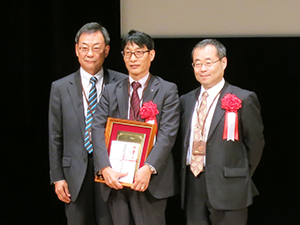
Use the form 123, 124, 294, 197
131, 165, 152, 192
102, 167, 127, 190
54, 180, 71, 203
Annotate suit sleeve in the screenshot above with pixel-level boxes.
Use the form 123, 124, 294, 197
48, 82, 64, 183
145, 83, 180, 172
241, 91, 264, 176
91, 86, 111, 174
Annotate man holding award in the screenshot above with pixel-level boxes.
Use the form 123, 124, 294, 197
92, 30, 180, 225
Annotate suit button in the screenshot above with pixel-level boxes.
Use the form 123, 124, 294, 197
83, 158, 87, 163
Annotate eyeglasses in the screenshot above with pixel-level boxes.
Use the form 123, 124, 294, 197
121, 50, 150, 58
192, 57, 223, 68
78, 46, 104, 54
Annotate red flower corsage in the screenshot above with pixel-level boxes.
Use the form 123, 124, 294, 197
221, 93, 242, 141
140, 101, 159, 125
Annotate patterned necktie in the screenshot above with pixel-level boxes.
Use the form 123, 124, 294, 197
84, 76, 98, 153
129, 81, 141, 121
190, 91, 208, 176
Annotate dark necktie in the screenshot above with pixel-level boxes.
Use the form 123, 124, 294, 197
129, 81, 141, 121
84, 76, 97, 153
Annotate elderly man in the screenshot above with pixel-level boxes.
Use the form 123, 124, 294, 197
49, 22, 126, 225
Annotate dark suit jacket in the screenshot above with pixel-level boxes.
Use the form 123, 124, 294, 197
49, 68, 127, 201
180, 82, 264, 210
92, 74, 180, 201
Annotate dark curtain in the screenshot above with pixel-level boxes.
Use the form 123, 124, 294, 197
2, 1, 300, 225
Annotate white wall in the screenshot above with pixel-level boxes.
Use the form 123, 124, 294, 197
121, 0, 300, 37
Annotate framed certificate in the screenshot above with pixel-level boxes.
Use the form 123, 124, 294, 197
95, 117, 157, 187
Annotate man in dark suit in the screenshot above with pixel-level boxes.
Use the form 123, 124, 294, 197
180, 39, 264, 225
49, 22, 126, 225
91, 30, 180, 225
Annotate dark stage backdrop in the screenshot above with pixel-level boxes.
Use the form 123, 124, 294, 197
2, 1, 300, 225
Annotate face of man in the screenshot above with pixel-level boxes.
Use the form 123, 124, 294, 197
75, 31, 110, 75
123, 42, 155, 81
192, 44, 227, 90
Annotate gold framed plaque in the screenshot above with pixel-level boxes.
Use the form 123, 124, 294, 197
95, 117, 157, 187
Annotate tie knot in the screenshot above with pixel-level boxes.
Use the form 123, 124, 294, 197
203, 91, 208, 98
90, 76, 97, 85
132, 81, 141, 90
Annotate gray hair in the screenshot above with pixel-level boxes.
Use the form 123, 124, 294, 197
192, 39, 226, 59
75, 22, 110, 45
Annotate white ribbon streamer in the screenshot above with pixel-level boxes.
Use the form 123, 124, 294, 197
146, 120, 155, 125
227, 112, 236, 141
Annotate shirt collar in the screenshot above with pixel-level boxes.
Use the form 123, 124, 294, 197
199, 78, 225, 100
129, 73, 150, 90
80, 67, 103, 87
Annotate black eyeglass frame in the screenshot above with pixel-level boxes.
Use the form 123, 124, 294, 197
121, 50, 151, 58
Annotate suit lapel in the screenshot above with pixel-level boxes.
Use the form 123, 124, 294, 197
116, 78, 130, 119
142, 74, 158, 104
207, 82, 232, 140
183, 88, 200, 148
103, 67, 119, 85
116, 75, 158, 121
186, 88, 200, 121
103, 68, 110, 85
67, 71, 85, 137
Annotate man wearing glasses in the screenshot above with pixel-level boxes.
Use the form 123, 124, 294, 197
179, 39, 264, 225
92, 30, 180, 225
49, 22, 126, 225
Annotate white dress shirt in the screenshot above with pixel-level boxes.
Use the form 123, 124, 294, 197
127, 73, 150, 119
186, 78, 225, 165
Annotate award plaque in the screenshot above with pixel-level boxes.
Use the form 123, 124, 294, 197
95, 117, 157, 187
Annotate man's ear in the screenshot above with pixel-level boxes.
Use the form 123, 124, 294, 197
149, 49, 155, 62
104, 45, 110, 58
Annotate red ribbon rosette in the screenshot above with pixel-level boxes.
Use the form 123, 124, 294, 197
140, 101, 159, 126
221, 93, 242, 141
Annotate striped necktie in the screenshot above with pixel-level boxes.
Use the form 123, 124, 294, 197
84, 76, 98, 153
129, 81, 141, 121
